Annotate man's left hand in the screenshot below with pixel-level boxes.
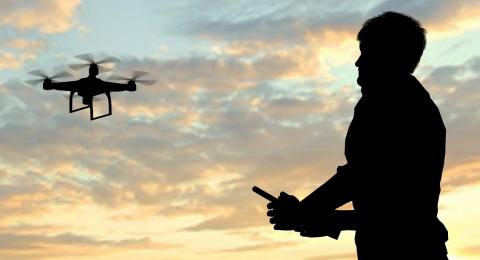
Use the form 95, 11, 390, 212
267, 192, 301, 230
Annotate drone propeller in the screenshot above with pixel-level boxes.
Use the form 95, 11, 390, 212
26, 69, 72, 86
68, 63, 89, 71
74, 53, 94, 63
108, 70, 156, 86
68, 53, 120, 73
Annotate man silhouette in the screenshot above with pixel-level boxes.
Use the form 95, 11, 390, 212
267, 12, 449, 260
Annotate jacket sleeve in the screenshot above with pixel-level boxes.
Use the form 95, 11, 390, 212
300, 163, 355, 212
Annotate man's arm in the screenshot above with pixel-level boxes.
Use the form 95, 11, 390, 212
296, 210, 356, 238
300, 164, 355, 214
267, 164, 356, 236
292, 164, 355, 239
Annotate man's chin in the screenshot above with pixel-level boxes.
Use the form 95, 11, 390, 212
357, 77, 365, 87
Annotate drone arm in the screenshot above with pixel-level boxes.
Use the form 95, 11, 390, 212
46, 80, 81, 91
100, 80, 136, 92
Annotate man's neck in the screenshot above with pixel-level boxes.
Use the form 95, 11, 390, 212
361, 74, 412, 96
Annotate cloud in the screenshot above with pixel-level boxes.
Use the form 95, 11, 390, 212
305, 253, 357, 260
182, 0, 480, 47
178, 0, 480, 82
413, 56, 480, 193
2, 38, 46, 51
182, 0, 363, 45
0, 51, 36, 69
442, 159, 480, 192
182, 205, 266, 231
0, 232, 177, 259
0, 2, 479, 258
0, 224, 65, 235
3, 52, 477, 240
0, 26, 359, 224
0, 0, 81, 34
3, 35, 478, 244
420, 57, 480, 168
25, 51, 477, 238
217, 241, 299, 253
462, 244, 480, 256
114, 52, 323, 94
0, 168, 91, 226
0, 1, 80, 70
0, 38, 46, 70
0, 68, 355, 235
369, 0, 480, 37
175, 0, 480, 86
0, 182, 49, 223
425, 65, 466, 87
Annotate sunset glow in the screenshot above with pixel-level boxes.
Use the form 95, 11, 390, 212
1, 0, 480, 259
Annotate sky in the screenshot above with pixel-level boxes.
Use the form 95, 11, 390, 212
0, 0, 480, 259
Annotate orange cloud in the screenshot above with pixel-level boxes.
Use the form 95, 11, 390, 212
442, 158, 480, 192
461, 244, 480, 258
218, 241, 299, 253
0, 38, 47, 70
0, 232, 177, 259
3, 38, 46, 50
426, 4, 480, 38
0, 0, 81, 33
0, 51, 35, 69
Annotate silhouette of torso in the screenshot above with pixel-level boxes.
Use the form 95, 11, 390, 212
345, 75, 448, 259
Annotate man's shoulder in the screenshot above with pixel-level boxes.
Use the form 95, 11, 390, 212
411, 77, 442, 114
408, 77, 446, 131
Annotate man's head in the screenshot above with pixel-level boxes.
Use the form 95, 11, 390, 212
355, 12, 426, 87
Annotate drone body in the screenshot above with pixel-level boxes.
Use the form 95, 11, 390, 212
27, 54, 155, 120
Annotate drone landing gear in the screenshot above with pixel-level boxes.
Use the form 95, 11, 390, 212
90, 92, 112, 120
69, 91, 89, 113
68, 91, 112, 121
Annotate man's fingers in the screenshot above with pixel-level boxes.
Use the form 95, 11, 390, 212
267, 202, 275, 209
269, 215, 293, 225
267, 210, 275, 217
296, 224, 333, 238
300, 230, 327, 237
266, 192, 300, 232
300, 231, 314, 237
274, 224, 295, 230
278, 192, 288, 201
294, 224, 305, 232
278, 192, 291, 201
269, 217, 276, 224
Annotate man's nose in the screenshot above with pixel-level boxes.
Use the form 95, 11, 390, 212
355, 55, 361, 67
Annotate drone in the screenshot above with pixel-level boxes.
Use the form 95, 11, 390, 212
26, 54, 155, 120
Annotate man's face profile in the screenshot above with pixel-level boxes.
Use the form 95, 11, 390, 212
355, 42, 368, 87
354, 12, 426, 89
355, 41, 396, 88
355, 41, 380, 87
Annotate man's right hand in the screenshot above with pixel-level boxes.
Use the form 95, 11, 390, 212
295, 210, 356, 239
267, 192, 301, 230
294, 221, 341, 239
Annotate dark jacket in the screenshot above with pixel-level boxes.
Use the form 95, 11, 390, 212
344, 75, 448, 259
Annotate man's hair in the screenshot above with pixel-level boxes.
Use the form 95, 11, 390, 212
357, 12, 426, 74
